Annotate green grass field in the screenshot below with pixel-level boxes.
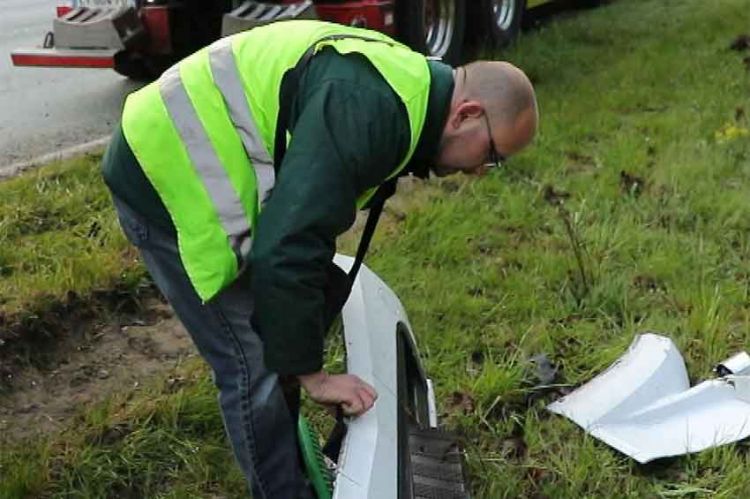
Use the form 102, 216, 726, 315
2, 0, 750, 496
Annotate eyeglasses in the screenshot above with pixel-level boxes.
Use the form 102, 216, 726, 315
482, 111, 506, 169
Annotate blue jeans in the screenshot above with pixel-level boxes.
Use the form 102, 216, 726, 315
111, 195, 313, 499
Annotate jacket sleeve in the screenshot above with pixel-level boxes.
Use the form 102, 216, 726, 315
250, 78, 410, 375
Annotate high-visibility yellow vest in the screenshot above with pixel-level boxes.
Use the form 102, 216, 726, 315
122, 20, 431, 301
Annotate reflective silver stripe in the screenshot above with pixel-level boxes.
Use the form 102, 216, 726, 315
209, 39, 276, 206
159, 65, 252, 263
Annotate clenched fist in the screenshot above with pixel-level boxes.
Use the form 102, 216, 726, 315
298, 371, 378, 416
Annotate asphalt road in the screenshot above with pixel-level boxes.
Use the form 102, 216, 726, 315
0, 0, 143, 168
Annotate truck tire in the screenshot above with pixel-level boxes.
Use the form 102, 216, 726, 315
482, 0, 525, 50
395, 0, 466, 65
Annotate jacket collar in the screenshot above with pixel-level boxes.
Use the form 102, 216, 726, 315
406, 60, 455, 179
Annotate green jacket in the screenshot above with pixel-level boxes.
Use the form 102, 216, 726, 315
103, 48, 453, 375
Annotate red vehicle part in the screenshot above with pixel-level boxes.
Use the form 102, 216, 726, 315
140, 5, 172, 55
56, 0, 74, 18
11, 48, 117, 68
57, 6, 74, 18
314, 1, 395, 34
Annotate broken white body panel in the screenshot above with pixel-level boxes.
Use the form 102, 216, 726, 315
548, 333, 750, 463
331, 255, 437, 498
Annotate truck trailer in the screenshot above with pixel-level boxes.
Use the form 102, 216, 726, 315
11, 0, 556, 79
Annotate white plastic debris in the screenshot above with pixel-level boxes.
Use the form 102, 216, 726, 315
548, 333, 750, 463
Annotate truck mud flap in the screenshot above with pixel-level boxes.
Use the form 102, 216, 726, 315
54, 7, 145, 50
221, 1, 318, 37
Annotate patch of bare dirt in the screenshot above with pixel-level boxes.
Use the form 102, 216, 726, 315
0, 299, 195, 444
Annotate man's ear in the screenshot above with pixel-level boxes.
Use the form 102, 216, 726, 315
451, 100, 484, 128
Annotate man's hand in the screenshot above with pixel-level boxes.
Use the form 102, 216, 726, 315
298, 371, 378, 416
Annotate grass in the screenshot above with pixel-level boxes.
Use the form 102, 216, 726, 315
2, 0, 750, 496
0, 153, 150, 353
0, 360, 246, 499
0, 154, 139, 313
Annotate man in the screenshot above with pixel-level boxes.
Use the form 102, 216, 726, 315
102, 19, 537, 499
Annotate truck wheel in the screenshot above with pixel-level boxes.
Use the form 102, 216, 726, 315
483, 0, 525, 50
396, 0, 466, 65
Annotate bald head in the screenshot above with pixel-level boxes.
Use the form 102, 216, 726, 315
432, 61, 538, 176
457, 61, 538, 153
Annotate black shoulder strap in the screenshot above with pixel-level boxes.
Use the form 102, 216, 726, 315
319, 178, 397, 333
348, 177, 397, 281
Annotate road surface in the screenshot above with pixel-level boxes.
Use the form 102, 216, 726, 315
0, 0, 143, 168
